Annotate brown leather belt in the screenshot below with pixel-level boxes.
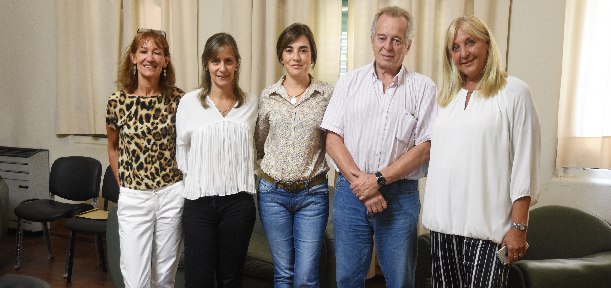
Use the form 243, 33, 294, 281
261, 172, 327, 192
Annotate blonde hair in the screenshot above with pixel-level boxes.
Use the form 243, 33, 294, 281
438, 15, 506, 107
198, 33, 246, 109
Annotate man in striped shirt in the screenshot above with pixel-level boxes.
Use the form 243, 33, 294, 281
321, 5, 437, 288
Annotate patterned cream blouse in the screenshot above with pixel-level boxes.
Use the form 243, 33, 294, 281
255, 76, 333, 182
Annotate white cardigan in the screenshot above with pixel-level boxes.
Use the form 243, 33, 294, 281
176, 89, 258, 199
422, 77, 541, 243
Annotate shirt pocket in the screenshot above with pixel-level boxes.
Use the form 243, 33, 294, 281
394, 109, 417, 145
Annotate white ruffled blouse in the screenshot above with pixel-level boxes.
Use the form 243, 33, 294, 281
422, 77, 540, 243
176, 89, 258, 199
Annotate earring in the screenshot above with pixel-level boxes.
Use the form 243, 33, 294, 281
163, 68, 166, 77
133, 64, 137, 76
281, 63, 284, 67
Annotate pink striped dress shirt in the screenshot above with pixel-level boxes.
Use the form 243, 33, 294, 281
321, 62, 438, 179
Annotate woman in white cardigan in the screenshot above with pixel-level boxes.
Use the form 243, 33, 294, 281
422, 15, 540, 288
176, 32, 257, 288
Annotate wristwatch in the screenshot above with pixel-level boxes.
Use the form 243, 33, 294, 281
375, 172, 386, 186
511, 222, 528, 231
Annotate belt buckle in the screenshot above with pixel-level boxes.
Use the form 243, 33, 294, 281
282, 181, 300, 192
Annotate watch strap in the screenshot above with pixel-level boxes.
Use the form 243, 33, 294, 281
375, 172, 386, 186
511, 222, 528, 231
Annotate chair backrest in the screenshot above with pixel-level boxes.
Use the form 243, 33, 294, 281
523, 205, 611, 260
102, 166, 120, 208
49, 156, 102, 201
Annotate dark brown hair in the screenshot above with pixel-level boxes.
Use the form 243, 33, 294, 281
198, 33, 246, 109
116, 31, 176, 95
276, 23, 317, 67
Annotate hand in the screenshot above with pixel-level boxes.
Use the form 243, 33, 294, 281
502, 227, 527, 265
349, 169, 380, 201
363, 192, 387, 215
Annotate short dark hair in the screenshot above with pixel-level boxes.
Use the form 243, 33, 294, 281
276, 23, 317, 67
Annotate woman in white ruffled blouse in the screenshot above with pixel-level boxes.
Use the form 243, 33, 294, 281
176, 32, 258, 288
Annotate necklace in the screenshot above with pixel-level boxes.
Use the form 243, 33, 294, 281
283, 78, 308, 105
288, 90, 306, 104
218, 100, 236, 117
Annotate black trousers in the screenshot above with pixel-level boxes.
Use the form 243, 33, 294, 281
183, 192, 256, 288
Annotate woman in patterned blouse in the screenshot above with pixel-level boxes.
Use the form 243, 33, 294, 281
106, 29, 185, 288
255, 23, 334, 287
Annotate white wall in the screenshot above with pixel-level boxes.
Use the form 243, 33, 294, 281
508, 0, 611, 221
0, 0, 109, 170
1, 0, 610, 221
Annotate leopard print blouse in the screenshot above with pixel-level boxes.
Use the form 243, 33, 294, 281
106, 88, 184, 190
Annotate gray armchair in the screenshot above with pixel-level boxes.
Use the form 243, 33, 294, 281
508, 205, 611, 288
0, 175, 9, 245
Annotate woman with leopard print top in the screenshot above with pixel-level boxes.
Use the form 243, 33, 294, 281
106, 29, 184, 288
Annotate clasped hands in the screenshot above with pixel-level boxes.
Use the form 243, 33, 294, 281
349, 169, 387, 215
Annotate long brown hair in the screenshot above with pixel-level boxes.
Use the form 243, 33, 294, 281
116, 31, 176, 95
198, 33, 246, 109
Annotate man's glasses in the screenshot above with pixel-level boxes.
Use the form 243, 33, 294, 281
137, 28, 166, 39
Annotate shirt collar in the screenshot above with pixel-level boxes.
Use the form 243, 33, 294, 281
369, 61, 407, 87
269, 74, 324, 98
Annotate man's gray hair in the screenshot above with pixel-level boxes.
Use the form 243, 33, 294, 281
370, 6, 414, 45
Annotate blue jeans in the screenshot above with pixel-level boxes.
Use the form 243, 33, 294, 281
333, 174, 420, 288
258, 177, 330, 288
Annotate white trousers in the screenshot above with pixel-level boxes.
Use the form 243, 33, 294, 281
118, 181, 184, 288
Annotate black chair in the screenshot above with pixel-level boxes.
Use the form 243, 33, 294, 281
13, 156, 102, 269
63, 165, 119, 283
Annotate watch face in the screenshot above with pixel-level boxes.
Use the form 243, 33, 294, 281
512, 223, 527, 230
375, 172, 386, 185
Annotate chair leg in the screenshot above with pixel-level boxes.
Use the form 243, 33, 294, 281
42, 222, 54, 260
65, 230, 76, 284
64, 230, 73, 278
94, 233, 107, 272
14, 217, 23, 270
